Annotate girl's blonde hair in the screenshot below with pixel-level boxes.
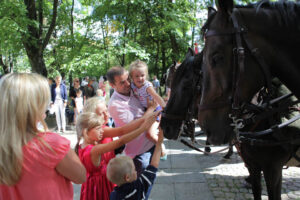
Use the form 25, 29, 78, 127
0, 73, 50, 185
75, 112, 104, 154
129, 60, 149, 79
96, 89, 103, 97
82, 97, 105, 113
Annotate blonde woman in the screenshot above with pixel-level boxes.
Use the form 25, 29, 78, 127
0, 73, 86, 200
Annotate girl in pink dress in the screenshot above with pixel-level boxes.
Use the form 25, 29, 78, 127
75, 101, 159, 200
0, 73, 86, 200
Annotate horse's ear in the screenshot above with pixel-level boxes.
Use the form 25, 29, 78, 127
185, 48, 195, 59
216, 0, 234, 14
208, 7, 217, 18
173, 61, 177, 66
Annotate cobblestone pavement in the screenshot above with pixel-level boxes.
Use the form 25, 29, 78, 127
200, 148, 300, 200
58, 124, 300, 200
163, 135, 300, 200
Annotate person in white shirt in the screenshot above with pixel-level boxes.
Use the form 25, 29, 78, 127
50, 75, 68, 133
74, 90, 84, 121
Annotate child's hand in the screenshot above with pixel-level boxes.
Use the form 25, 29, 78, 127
142, 110, 160, 130
146, 98, 158, 111
157, 127, 164, 144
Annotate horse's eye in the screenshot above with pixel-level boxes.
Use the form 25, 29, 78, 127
211, 54, 224, 66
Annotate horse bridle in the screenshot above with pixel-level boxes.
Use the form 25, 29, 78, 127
161, 57, 202, 123
199, 8, 273, 114
200, 8, 300, 144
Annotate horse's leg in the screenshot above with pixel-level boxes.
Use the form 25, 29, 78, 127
263, 166, 282, 200
223, 144, 233, 159
205, 140, 211, 153
248, 166, 262, 200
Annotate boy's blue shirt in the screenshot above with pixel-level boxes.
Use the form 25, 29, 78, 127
110, 165, 157, 200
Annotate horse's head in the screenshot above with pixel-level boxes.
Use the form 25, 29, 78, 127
198, 0, 273, 145
161, 48, 202, 139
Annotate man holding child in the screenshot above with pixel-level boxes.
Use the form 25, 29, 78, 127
107, 66, 159, 199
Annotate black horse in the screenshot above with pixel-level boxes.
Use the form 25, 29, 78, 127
161, 48, 234, 157
197, 0, 300, 199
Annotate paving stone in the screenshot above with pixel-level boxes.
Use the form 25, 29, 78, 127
212, 190, 224, 197
150, 183, 174, 200
288, 192, 300, 199
230, 188, 239, 193
174, 182, 214, 200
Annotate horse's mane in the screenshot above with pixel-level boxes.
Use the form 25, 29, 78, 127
255, 0, 300, 29
201, 0, 300, 37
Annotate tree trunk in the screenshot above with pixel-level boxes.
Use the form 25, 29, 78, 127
0, 55, 9, 74
23, 0, 58, 77
8, 54, 14, 72
191, 26, 195, 49
26, 49, 48, 76
168, 31, 179, 61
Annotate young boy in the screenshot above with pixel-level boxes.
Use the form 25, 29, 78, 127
107, 128, 164, 200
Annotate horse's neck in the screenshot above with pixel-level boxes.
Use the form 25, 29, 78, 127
244, 9, 300, 99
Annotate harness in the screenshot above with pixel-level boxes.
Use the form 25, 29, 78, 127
161, 56, 232, 154
200, 8, 300, 147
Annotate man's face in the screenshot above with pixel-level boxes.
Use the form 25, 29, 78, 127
111, 72, 131, 96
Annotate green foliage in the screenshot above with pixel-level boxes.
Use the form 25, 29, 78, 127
0, 0, 256, 78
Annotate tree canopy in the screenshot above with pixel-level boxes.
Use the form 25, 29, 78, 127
0, 0, 255, 80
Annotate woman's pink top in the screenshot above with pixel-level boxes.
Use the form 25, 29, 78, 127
0, 132, 73, 200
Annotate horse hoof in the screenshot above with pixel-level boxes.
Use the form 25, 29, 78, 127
204, 147, 211, 153
245, 176, 252, 184
223, 155, 231, 160
243, 182, 252, 189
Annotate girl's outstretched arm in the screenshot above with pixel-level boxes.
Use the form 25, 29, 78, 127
90, 111, 159, 166
147, 86, 166, 108
102, 99, 158, 138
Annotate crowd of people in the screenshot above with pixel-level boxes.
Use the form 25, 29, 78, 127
49, 75, 108, 131
0, 60, 168, 200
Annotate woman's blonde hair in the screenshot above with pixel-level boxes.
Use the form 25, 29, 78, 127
0, 73, 50, 185
75, 112, 104, 154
